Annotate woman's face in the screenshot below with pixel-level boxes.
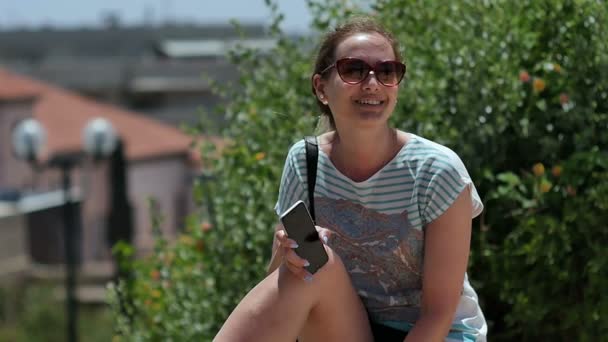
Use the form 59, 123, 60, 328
314, 32, 400, 131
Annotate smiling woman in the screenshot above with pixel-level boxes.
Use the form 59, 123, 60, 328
214, 16, 486, 342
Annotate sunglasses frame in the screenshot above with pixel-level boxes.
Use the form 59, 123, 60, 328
321, 57, 406, 87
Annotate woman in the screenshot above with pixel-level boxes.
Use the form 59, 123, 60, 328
215, 16, 487, 342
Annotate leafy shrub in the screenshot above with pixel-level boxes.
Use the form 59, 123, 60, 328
485, 150, 608, 340
109, 200, 214, 340
0, 285, 113, 342
110, 0, 608, 340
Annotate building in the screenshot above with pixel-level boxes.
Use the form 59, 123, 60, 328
0, 68, 210, 286
0, 23, 275, 130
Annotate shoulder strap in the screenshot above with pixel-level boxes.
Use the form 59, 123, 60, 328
304, 136, 318, 223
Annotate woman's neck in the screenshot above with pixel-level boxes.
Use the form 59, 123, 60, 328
329, 126, 401, 182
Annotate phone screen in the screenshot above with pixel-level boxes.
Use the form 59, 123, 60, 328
280, 200, 329, 274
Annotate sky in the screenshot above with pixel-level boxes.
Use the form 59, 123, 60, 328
0, 0, 313, 33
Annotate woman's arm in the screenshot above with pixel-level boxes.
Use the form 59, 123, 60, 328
405, 189, 472, 342
266, 223, 285, 275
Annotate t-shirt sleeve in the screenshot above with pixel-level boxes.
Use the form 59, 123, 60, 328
420, 151, 484, 225
274, 141, 308, 217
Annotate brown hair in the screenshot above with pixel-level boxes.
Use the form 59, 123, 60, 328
311, 16, 403, 131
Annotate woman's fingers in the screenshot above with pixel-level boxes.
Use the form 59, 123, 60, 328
289, 263, 314, 282
283, 250, 314, 282
315, 226, 331, 245
275, 227, 332, 282
275, 229, 298, 248
276, 229, 313, 281
284, 247, 309, 268
284, 261, 314, 282
275, 229, 287, 242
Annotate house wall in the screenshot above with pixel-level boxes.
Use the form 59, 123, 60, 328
0, 154, 194, 264
1, 101, 195, 265
77, 154, 195, 261
0, 100, 36, 190
78, 161, 111, 261
128, 155, 192, 255
0, 99, 70, 196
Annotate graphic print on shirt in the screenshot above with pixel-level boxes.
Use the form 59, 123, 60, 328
315, 196, 424, 322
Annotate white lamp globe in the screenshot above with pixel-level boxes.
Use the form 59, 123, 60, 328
83, 117, 118, 158
12, 118, 47, 161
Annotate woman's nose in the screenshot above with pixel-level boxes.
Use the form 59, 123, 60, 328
362, 70, 380, 90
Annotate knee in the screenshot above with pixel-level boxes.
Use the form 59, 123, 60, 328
314, 245, 349, 283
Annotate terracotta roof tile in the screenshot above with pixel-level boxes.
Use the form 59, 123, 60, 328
0, 68, 198, 161
0, 69, 41, 100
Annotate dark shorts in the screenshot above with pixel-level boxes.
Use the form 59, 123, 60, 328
370, 321, 408, 341
295, 320, 408, 341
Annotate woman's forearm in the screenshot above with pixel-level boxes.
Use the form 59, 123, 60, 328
404, 312, 452, 342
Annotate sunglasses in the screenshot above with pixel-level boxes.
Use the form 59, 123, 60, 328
321, 57, 406, 87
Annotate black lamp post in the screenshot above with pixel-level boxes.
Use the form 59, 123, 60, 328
12, 117, 117, 342
51, 152, 83, 342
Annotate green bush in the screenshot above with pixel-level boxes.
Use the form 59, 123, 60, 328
109, 201, 215, 340
0, 285, 113, 342
109, 0, 608, 340
484, 150, 608, 340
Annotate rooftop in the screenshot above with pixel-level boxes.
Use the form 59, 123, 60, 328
0, 68, 196, 161
0, 23, 269, 61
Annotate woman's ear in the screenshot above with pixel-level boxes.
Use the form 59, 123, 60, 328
312, 74, 328, 105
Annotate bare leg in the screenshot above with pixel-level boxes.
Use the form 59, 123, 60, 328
214, 246, 373, 342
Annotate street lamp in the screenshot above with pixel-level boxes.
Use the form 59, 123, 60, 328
11, 118, 46, 163
11, 117, 118, 342
83, 117, 118, 160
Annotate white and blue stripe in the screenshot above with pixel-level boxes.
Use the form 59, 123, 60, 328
276, 134, 483, 228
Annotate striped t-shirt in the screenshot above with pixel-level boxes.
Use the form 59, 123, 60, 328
274, 133, 487, 341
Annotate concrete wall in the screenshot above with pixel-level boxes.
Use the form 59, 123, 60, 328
0, 209, 29, 278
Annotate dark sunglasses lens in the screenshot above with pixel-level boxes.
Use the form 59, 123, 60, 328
377, 62, 405, 86
337, 59, 370, 83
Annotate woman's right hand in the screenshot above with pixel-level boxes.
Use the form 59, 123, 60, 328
274, 227, 330, 282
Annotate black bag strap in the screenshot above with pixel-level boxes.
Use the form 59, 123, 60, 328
304, 136, 318, 223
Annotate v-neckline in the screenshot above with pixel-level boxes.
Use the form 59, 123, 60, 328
317, 133, 416, 185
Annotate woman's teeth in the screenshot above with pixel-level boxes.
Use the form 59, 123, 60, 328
356, 99, 382, 105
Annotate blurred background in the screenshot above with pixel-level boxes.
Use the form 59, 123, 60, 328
0, 1, 308, 341
1, 1, 607, 341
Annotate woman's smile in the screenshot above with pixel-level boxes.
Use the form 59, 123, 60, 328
354, 98, 384, 106
352, 96, 387, 117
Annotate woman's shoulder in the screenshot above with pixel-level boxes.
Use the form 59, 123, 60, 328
402, 132, 463, 165
285, 132, 335, 163
286, 139, 307, 157
398, 133, 474, 182
404, 132, 483, 219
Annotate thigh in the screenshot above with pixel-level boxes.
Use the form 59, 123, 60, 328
215, 245, 372, 342
298, 246, 373, 342
215, 264, 318, 342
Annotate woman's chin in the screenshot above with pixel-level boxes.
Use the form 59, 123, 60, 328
355, 109, 390, 123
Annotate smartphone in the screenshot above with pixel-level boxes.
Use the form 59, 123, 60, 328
279, 200, 329, 274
